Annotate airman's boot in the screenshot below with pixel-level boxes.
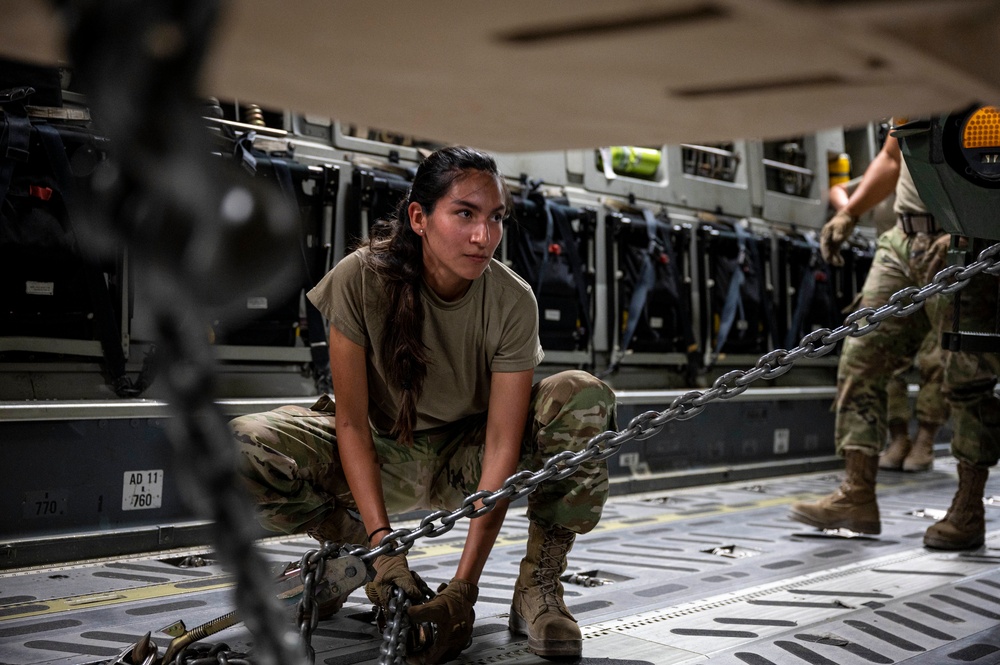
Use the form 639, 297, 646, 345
302, 507, 368, 619
924, 461, 989, 550
790, 450, 881, 534
509, 522, 581, 658
902, 422, 937, 472
878, 422, 911, 470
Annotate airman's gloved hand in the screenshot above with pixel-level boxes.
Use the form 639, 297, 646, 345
820, 210, 858, 267
365, 554, 424, 608
407, 578, 478, 664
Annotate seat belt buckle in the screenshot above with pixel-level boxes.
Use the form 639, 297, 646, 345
0, 86, 36, 105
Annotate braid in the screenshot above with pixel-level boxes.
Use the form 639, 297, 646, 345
364, 205, 427, 445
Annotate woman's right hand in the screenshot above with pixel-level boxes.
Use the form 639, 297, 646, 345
407, 578, 478, 664
365, 553, 424, 608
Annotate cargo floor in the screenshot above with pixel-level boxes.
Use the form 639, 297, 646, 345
3, 456, 1000, 665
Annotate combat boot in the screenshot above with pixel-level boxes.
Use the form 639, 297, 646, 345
302, 508, 368, 618
509, 522, 581, 658
790, 450, 881, 534
902, 422, 937, 472
924, 461, 989, 550
878, 422, 911, 470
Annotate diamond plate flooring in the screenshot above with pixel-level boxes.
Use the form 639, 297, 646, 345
3, 457, 1000, 665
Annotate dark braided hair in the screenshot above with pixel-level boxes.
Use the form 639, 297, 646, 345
362, 146, 510, 444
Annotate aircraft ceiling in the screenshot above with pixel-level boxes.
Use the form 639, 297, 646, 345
2, 0, 1000, 152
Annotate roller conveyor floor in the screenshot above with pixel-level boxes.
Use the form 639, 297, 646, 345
3, 456, 1000, 665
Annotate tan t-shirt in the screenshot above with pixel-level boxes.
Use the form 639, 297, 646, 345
307, 247, 544, 435
893, 156, 929, 217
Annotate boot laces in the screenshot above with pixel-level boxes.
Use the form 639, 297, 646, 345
946, 464, 986, 524
532, 531, 573, 608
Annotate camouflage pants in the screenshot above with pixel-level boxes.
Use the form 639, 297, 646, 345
885, 326, 951, 428
835, 225, 948, 455
230, 369, 616, 540
941, 242, 1000, 467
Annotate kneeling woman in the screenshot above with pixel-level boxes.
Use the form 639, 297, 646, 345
231, 146, 616, 663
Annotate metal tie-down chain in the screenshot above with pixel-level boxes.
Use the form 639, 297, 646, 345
105, 243, 1000, 665
378, 587, 414, 665
290, 243, 1000, 663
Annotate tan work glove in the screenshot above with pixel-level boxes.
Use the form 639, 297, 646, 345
820, 209, 857, 267
407, 578, 478, 664
365, 553, 424, 609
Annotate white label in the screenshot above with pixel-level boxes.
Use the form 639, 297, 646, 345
25, 281, 55, 296
247, 296, 268, 310
544, 309, 561, 322
122, 470, 163, 511
649, 316, 664, 329
773, 429, 790, 454
619, 452, 640, 467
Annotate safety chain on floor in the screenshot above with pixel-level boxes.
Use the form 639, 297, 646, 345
291, 242, 1000, 662
379, 587, 415, 665
164, 643, 254, 665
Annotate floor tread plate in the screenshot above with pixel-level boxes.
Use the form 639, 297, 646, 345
3, 458, 999, 664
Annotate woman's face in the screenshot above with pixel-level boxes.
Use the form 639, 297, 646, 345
409, 169, 506, 301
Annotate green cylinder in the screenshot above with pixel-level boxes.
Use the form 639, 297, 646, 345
599, 146, 662, 179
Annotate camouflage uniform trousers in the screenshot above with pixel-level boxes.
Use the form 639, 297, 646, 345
230, 369, 616, 541
885, 326, 951, 428
834, 225, 948, 455
940, 242, 1000, 467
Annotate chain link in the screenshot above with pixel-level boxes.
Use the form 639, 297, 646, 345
379, 587, 413, 665
171, 643, 254, 664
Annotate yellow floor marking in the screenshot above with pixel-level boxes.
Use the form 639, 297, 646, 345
408, 492, 810, 557
1, 576, 234, 621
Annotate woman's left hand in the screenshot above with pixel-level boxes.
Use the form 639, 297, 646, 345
407, 578, 479, 664
365, 553, 425, 608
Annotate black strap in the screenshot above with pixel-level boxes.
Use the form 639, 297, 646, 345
37, 123, 137, 395
0, 102, 32, 206
713, 220, 749, 359
534, 194, 555, 295
785, 232, 834, 348
233, 130, 258, 174
35, 125, 74, 204
269, 154, 332, 391
785, 247, 818, 348
269, 156, 295, 200
618, 210, 660, 352
897, 212, 939, 235
547, 200, 592, 341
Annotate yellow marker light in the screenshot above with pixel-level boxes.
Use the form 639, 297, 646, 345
962, 106, 1000, 149
957, 105, 1000, 182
